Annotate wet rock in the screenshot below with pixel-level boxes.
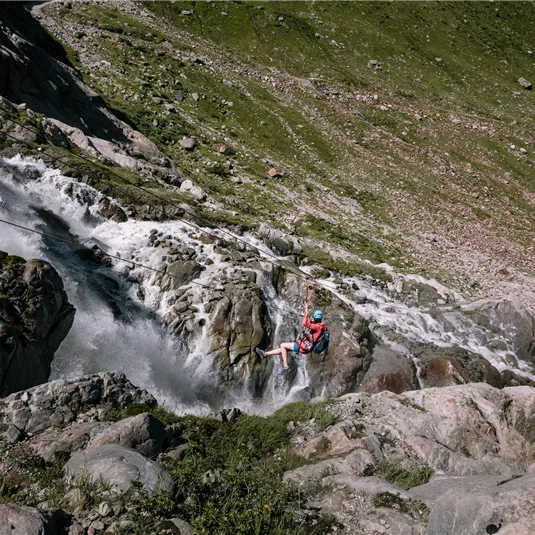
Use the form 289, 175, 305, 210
518, 77, 532, 90
462, 299, 535, 364
0, 504, 69, 535
64, 444, 175, 496
0, 252, 75, 396
159, 260, 204, 291
89, 412, 167, 458
97, 198, 127, 223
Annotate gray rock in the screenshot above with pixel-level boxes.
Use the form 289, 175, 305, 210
160, 518, 195, 535
1, 372, 155, 438
97, 198, 127, 223
89, 413, 167, 458
42, 118, 69, 148
518, 77, 532, 90
159, 260, 203, 291
0, 504, 69, 535
64, 444, 175, 496
410, 473, 535, 535
258, 223, 302, 256
462, 298, 535, 363
0, 252, 75, 397
179, 179, 206, 201
358, 345, 418, 395
180, 137, 197, 151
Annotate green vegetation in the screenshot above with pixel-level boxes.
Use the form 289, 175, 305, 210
367, 459, 434, 490
373, 491, 430, 522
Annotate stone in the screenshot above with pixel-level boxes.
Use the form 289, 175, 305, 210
462, 299, 535, 364
518, 77, 532, 90
180, 179, 206, 201
42, 118, 69, 148
0, 504, 69, 535
191, 93, 199, 102
64, 444, 175, 496
180, 137, 197, 151
1, 372, 155, 438
0, 252, 75, 397
267, 168, 278, 177
258, 223, 302, 256
97, 198, 127, 223
358, 345, 417, 395
89, 413, 167, 458
159, 260, 203, 291
160, 518, 195, 535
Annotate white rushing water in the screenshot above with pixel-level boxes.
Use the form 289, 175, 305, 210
0, 155, 532, 416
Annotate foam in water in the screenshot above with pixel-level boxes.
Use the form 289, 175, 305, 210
1, 155, 533, 417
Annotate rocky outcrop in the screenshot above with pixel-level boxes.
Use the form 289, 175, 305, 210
462, 298, 535, 364
284, 383, 535, 534
0, 504, 69, 535
258, 223, 302, 256
0, 371, 155, 442
0, 4, 180, 180
0, 252, 75, 396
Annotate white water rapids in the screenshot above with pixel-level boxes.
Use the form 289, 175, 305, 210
0, 155, 533, 415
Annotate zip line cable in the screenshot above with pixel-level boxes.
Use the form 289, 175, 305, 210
0, 216, 307, 317
0, 113, 309, 272
0, 113, 316, 282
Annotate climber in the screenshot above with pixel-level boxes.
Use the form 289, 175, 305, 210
255, 302, 328, 375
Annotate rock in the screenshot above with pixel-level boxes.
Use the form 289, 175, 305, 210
368, 59, 383, 70
97, 198, 127, 223
180, 137, 197, 151
358, 345, 417, 395
0, 252, 75, 396
518, 77, 532, 90
89, 413, 167, 458
159, 518, 195, 535
159, 260, 203, 291
42, 118, 69, 148
462, 299, 535, 364
414, 346, 504, 389
179, 179, 206, 201
0, 504, 69, 535
191, 93, 199, 102
64, 444, 175, 496
97, 502, 111, 517
267, 168, 279, 177
410, 473, 535, 534
435, 57, 443, 63
258, 223, 302, 256
0, 372, 155, 438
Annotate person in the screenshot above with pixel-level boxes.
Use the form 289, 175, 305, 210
255, 304, 328, 375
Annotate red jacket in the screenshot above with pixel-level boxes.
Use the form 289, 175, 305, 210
296, 313, 327, 354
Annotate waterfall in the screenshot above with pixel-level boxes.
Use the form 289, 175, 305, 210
1, 155, 533, 417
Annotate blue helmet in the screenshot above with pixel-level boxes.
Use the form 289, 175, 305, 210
313, 309, 323, 320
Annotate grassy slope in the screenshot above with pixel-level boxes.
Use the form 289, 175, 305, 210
43, 1, 535, 291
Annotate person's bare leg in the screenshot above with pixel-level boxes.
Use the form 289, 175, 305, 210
265, 342, 295, 367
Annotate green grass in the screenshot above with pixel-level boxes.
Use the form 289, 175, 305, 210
367, 459, 434, 490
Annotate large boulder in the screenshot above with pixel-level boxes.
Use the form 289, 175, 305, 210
358, 344, 418, 395
0, 372, 156, 440
0, 252, 75, 396
258, 223, 302, 256
410, 473, 535, 535
89, 412, 167, 458
0, 504, 69, 535
64, 444, 175, 496
462, 298, 535, 364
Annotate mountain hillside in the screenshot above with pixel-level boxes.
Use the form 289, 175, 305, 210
29, 0, 535, 305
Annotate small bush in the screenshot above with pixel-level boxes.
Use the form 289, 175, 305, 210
370, 459, 434, 490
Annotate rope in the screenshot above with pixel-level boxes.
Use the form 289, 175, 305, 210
0, 113, 317, 281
